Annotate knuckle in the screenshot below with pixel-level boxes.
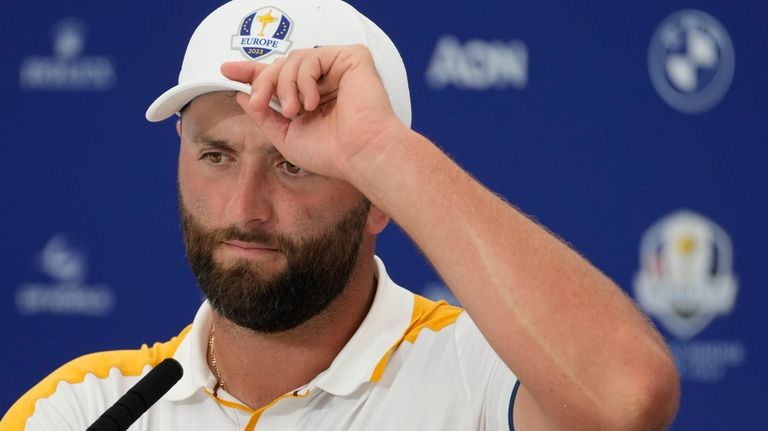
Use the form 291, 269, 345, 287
351, 44, 371, 56
287, 48, 310, 58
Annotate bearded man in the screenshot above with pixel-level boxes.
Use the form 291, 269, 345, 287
2, 1, 679, 430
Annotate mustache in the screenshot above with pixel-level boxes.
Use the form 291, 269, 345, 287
178, 203, 296, 254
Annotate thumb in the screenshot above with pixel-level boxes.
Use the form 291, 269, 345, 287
234, 92, 291, 146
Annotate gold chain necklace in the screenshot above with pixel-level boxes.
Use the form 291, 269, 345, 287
207, 324, 227, 393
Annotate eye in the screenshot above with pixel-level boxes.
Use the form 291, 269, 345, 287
201, 152, 228, 165
279, 161, 307, 176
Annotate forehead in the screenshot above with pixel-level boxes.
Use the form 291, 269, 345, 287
180, 91, 270, 148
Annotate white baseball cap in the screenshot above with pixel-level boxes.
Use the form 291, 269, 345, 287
145, 0, 411, 126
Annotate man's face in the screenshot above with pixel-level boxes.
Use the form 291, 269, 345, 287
177, 92, 376, 333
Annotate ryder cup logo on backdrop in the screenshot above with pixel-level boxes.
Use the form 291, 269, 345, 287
19, 18, 117, 91
633, 211, 737, 340
232, 7, 293, 60
648, 10, 734, 114
15, 234, 116, 316
633, 211, 744, 382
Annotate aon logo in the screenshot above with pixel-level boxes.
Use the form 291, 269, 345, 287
426, 35, 528, 90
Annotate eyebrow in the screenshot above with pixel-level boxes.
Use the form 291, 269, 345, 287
193, 134, 239, 151
193, 134, 280, 156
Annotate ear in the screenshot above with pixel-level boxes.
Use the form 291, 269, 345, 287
365, 204, 390, 235
176, 119, 182, 137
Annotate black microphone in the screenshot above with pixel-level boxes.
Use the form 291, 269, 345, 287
87, 358, 183, 431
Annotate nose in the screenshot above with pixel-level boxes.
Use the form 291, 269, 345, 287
224, 165, 274, 229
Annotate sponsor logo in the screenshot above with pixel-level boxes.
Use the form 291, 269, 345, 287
15, 234, 116, 316
426, 35, 528, 90
633, 210, 743, 382
648, 10, 734, 113
634, 210, 737, 339
232, 7, 293, 60
19, 18, 117, 91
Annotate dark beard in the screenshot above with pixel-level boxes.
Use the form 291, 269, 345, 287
180, 199, 370, 333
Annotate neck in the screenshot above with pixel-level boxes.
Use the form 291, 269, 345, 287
208, 253, 378, 409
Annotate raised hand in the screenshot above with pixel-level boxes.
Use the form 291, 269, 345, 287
220, 45, 407, 181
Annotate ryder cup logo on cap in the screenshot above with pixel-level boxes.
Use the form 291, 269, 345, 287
633, 210, 738, 340
648, 10, 735, 114
232, 7, 293, 60
146, 0, 411, 127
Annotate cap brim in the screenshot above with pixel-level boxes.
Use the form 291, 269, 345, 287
145, 80, 261, 122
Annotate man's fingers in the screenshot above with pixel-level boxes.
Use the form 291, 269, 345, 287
220, 61, 267, 84
249, 57, 285, 111
222, 61, 278, 113
276, 55, 302, 117
234, 92, 250, 110
225, 46, 361, 117
297, 55, 322, 111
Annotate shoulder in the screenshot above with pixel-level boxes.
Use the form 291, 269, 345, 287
0, 325, 192, 431
403, 294, 494, 350
404, 294, 464, 342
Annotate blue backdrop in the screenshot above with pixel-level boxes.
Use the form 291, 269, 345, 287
2, 1, 766, 429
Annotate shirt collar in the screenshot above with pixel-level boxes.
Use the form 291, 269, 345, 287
310, 256, 413, 396
163, 256, 414, 401
164, 301, 218, 401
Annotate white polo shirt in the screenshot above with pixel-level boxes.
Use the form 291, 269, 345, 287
2, 257, 519, 431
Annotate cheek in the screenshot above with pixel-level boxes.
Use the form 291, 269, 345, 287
288, 195, 361, 236
180, 189, 212, 223
279, 201, 332, 235
178, 161, 216, 224
275, 199, 316, 232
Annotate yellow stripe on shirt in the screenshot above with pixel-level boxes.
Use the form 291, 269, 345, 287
0, 325, 192, 431
370, 295, 462, 382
